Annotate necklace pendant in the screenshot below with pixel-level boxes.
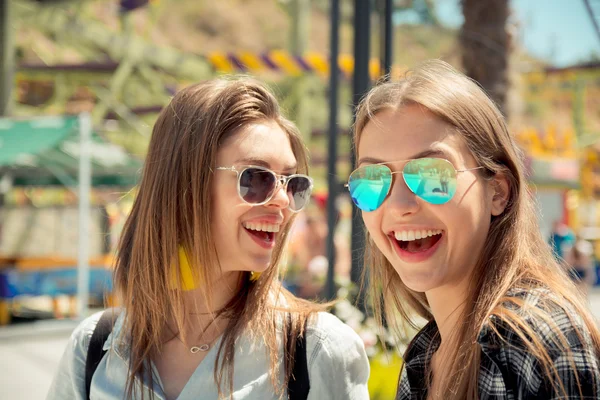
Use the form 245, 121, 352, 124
190, 344, 210, 354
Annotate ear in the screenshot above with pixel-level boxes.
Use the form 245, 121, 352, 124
489, 173, 510, 216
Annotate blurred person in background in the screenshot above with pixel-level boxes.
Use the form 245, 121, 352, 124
564, 237, 597, 298
47, 78, 369, 400
548, 219, 576, 260
287, 193, 350, 299
348, 60, 600, 399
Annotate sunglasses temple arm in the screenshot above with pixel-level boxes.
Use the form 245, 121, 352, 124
456, 166, 486, 173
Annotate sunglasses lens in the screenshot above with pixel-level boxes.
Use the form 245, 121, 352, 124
287, 176, 313, 211
403, 158, 457, 205
348, 165, 392, 212
239, 167, 276, 204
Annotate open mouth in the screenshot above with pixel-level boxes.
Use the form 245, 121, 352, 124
246, 229, 274, 243
242, 222, 280, 245
394, 229, 443, 253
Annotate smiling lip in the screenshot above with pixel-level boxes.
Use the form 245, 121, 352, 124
389, 232, 443, 263
243, 215, 282, 250
386, 226, 443, 237
245, 228, 277, 249
243, 215, 283, 225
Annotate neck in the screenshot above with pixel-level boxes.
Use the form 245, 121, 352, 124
166, 271, 244, 340
425, 278, 470, 348
182, 270, 243, 314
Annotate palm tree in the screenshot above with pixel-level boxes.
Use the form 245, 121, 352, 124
460, 0, 510, 117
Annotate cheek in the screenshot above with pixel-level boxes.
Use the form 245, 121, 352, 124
210, 204, 229, 238
211, 196, 250, 235
212, 177, 250, 214
213, 178, 237, 203
362, 211, 384, 239
448, 196, 491, 247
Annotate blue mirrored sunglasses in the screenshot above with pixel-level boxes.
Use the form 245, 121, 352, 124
346, 158, 484, 212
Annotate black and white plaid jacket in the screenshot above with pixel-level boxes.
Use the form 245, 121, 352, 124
396, 288, 600, 399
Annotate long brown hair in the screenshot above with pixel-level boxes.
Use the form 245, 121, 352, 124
114, 77, 321, 399
354, 60, 600, 399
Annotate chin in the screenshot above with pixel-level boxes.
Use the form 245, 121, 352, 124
248, 257, 272, 273
395, 268, 443, 293
403, 281, 438, 293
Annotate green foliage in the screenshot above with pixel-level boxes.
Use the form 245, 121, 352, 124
524, 99, 548, 120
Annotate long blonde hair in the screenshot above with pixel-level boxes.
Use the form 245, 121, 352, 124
354, 60, 600, 399
114, 77, 321, 399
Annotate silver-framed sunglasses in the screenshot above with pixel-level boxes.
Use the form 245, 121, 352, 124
214, 165, 314, 212
346, 157, 484, 212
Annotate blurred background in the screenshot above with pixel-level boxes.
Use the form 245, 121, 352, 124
1, 0, 600, 399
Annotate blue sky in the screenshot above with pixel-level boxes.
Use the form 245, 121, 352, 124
433, 0, 600, 67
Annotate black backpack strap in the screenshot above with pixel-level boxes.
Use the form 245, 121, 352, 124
85, 308, 119, 400
286, 314, 310, 400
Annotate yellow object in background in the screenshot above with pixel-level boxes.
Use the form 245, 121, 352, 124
368, 352, 402, 400
169, 247, 198, 291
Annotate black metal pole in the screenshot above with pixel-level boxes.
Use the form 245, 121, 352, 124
583, 0, 600, 46
0, 0, 13, 116
325, 0, 340, 301
0, 0, 11, 259
350, 0, 371, 307
383, 0, 393, 79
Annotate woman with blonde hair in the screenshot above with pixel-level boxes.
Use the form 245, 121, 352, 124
48, 78, 369, 400
346, 60, 600, 399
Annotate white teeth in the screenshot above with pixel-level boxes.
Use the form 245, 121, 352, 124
393, 229, 442, 242
243, 222, 280, 233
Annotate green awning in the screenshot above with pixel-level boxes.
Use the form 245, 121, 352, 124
0, 115, 141, 187
526, 157, 580, 189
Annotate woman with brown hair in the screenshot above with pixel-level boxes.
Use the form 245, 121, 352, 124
346, 60, 600, 399
48, 78, 369, 400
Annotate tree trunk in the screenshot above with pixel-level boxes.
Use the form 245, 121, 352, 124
460, 0, 510, 117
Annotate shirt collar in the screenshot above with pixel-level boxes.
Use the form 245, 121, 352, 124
404, 319, 440, 363
402, 319, 440, 397
102, 311, 166, 398
102, 310, 131, 360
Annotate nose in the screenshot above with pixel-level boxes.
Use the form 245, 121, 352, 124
384, 174, 420, 216
266, 178, 291, 210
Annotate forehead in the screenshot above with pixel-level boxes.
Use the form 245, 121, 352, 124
357, 105, 471, 164
217, 121, 297, 171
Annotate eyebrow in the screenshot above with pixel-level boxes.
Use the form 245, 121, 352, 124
234, 158, 297, 173
358, 148, 452, 166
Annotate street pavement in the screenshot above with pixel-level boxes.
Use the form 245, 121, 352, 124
0, 320, 77, 400
2, 290, 600, 400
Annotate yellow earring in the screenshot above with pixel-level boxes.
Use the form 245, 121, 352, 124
250, 271, 262, 282
169, 246, 199, 291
